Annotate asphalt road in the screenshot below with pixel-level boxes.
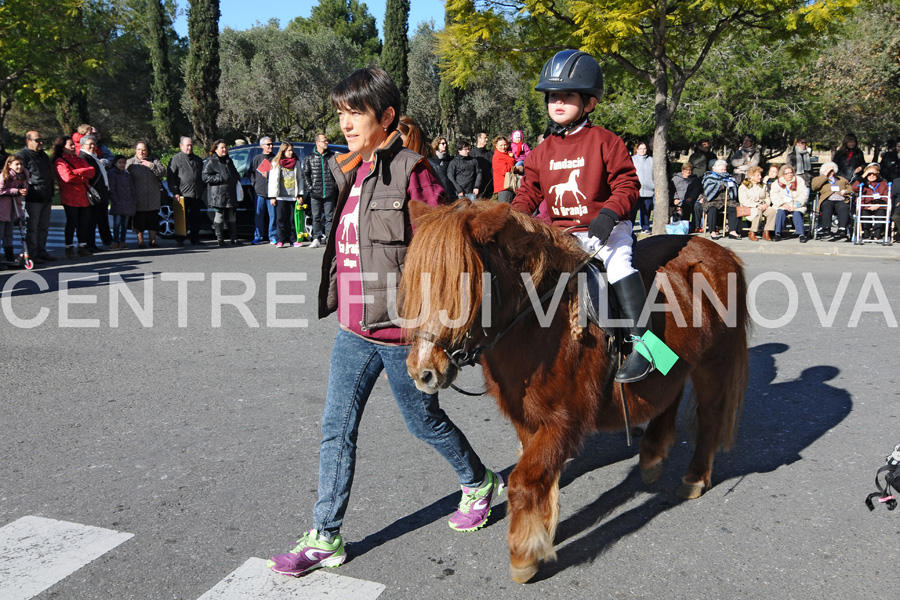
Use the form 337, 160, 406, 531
1, 239, 898, 599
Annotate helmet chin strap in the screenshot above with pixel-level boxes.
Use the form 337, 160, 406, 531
547, 114, 589, 137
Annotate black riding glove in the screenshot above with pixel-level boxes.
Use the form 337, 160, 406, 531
588, 208, 620, 245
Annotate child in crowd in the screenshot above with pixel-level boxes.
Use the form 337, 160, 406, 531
511, 50, 651, 383
107, 155, 136, 249
267, 142, 304, 247
0, 156, 28, 269
510, 130, 531, 165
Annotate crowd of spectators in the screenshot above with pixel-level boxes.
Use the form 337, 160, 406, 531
2, 125, 898, 270
669, 134, 899, 244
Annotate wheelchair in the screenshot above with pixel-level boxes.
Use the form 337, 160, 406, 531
853, 182, 893, 245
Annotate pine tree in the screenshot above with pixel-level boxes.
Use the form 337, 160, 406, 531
147, 0, 176, 147
382, 0, 410, 111
185, 0, 221, 148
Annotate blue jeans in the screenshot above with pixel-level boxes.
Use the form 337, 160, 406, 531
775, 209, 805, 236
313, 328, 486, 535
112, 215, 128, 243
254, 195, 276, 241
638, 196, 654, 232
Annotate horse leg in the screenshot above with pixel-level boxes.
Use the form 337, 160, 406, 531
678, 372, 727, 499
507, 426, 567, 584
638, 386, 684, 484
513, 422, 533, 460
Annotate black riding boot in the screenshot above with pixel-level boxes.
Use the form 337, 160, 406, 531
214, 222, 225, 247
229, 221, 241, 245
613, 271, 654, 383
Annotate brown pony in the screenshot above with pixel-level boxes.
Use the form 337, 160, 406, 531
400, 200, 749, 583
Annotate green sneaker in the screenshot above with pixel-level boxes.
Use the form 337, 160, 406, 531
449, 469, 505, 531
267, 529, 346, 577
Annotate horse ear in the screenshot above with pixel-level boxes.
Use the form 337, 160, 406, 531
409, 200, 437, 228
469, 202, 512, 244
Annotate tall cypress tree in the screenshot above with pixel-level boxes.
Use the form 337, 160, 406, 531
185, 0, 220, 148
382, 0, 410, 111
147, 0, 176, 147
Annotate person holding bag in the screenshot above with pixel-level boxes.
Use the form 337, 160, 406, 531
267, 143, 305, 247
52, 136, 96, 258
492, 136, 518, 203
202, 140, 242, 246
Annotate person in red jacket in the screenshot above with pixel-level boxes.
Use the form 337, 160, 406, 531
52, 136, 96, 258
511, 50, 651, 383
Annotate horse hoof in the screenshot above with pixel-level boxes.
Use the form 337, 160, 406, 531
676, 479, 707, 499
641, 460, 665, 484
510, 560, 539, 583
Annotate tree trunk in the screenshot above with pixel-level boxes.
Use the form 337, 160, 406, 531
651, 79, 672, 236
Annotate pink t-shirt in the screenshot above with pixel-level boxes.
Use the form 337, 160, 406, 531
334, 161, 444, 343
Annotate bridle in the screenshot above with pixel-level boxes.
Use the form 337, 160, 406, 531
412, 242, 601, 396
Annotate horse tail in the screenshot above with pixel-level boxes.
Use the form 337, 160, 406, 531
715, 253, 750, 450
716, 250, 752, 450
684, 249, 750, 452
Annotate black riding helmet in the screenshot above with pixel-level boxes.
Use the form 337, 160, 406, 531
537, 50, 604, 136
535, 49, 604, 101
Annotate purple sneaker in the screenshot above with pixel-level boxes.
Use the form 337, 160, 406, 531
267, 529, 346, 577
449, 469, 505, 532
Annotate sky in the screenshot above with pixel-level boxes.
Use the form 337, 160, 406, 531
172, 0, 446, 38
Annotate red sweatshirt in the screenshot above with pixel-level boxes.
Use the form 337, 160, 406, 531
512, 123, 639, 228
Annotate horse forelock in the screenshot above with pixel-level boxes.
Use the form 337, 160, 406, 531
401, 202, 486, 343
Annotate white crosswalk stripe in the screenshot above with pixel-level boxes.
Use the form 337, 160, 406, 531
0, 517, 385, 599
0, 516, 133, 600
197, 557, 385, 600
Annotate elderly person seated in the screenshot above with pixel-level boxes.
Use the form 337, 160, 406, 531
852, 162, 890, 240
738, 165, 776, 241
769, 164, 810, 242
811, 160, 853, 241
669, 162, 701, 232
697, 159, 740, 239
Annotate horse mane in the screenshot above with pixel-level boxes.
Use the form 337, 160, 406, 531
401, 200, 586, 343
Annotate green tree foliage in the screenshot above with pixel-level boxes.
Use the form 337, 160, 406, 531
0, 0, 113, 135
406, 22, 443, 139
217, 22, 366, 141
288, 0, 382, 60
186, 0, 221, 147
806, 0, 900, 150
407, 21, 543, 148
382, 0, 410, 111
438, 0, 857, 233
146, 0, 177, 146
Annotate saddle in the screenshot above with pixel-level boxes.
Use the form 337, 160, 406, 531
578, 258, 624, 340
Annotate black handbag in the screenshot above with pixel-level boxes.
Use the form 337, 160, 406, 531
87, 185, 103, 206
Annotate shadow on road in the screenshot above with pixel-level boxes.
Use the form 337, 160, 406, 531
532, 342, 852, 580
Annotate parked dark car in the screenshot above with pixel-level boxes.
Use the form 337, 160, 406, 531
157, 141, 348, 239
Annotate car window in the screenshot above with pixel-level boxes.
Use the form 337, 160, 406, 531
229, 147, 256, 177
291, 144, 309, 165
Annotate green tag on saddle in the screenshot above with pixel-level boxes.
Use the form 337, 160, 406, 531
633, 330, 679, 376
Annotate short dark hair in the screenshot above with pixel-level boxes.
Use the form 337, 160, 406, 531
330, 66, 401, 132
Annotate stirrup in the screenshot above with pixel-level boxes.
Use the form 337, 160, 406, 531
615, 336, 654, 383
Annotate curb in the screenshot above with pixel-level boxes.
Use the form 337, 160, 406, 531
709, 235, 899, 259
